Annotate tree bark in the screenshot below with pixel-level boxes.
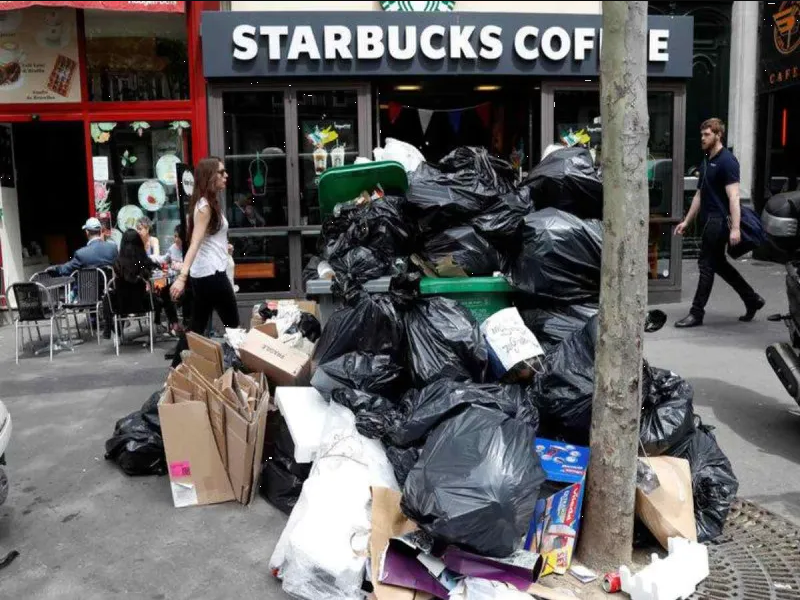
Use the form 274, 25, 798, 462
577, 1, 650, 570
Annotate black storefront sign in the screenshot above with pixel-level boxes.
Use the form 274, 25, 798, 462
202, 12, 693, 79
760, 1, 800, 93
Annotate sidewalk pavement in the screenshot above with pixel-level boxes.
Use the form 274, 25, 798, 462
0, 258, 797, 599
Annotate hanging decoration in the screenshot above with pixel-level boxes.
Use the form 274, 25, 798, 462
249, 150, 268, 197
447, 110, 462, 134
170, 120, 191, 137
388, 101, 404, 124
90, 122, 117, 144
475, 103, 491, 128
131, 121, 151, 137
417, 108, 434, 134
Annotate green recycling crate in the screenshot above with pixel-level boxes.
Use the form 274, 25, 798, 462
420, 276, 514, 323
318, 160, 409, 220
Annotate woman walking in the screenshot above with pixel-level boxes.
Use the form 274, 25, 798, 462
170, 157, 240, 337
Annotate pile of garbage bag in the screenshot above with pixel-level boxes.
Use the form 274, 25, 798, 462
105, 391, 166, 476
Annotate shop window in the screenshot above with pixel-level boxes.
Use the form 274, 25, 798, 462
91, 120, 192, 252
379, 81, 532, 174
648, 222, 673, 280
298, 90, 360, 226
223, 91, 288, 228
229, 232, 291, 294
84, 10, 188, 102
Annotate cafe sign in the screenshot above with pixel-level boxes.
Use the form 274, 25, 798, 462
202, 12, 694, 79
760, 1, 800, 93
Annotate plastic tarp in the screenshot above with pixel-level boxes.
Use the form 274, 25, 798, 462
404, 296, 489, 387
401, 405, 546, 558
521, 147, 603, 220
509, 208, 603, 302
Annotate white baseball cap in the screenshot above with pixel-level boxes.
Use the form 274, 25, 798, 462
82, 217, 102, 231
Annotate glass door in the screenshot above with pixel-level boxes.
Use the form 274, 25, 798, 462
209, 82, 372, 299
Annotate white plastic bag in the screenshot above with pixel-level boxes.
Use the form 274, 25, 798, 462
381, 138, 425, 172
449, 578, 533, 600
269, 402, 398, 600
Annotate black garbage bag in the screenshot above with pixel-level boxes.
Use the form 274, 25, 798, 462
313, 291, 405, 368
390, 380, 539, 448
639, 365, 696, 456
331, 388, 402, 440
404, 296, 488, 387
302, 255, 322, 286
313, 352, 409, 402
260, 412, 312, 514
521, 147, 603, 219
407, 147, 516, 234
341, 195, 415, 259
387, 446, 420, 488
329, 245, 393, 294
421, 226, 503, 277
285, 312, 322, 343
532, 316, 597, 444
471, 190, 532, 249
520, 303, 599, 353
222, 341, 247, 373
667, 421, 739, 542
104, 393, 166, 477
401, 405, 546, 557
509, 208, 603, 302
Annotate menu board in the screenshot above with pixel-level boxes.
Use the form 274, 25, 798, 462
0, 7, 80, 103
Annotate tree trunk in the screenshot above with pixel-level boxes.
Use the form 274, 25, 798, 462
578, 0, 650, 570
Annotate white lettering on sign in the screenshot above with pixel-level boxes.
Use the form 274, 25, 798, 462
287, 26, 321, 60
450, 25, 477, 60
649, 29, 669, 62
324, 25, 353, 59
541, 26, 570, 61
229, 23, 674, 66
233, 25, 257, 60
260, 25, 289, 59
357, 25, 385, 59
388, 25, 417, 60
479, 25, 502, 60
573, 27, 595, 61
514, 26, 539, 60
420, 24, 446, 60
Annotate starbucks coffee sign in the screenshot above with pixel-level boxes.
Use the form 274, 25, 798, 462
202, 12, 694, 79
380, 1, 455, 11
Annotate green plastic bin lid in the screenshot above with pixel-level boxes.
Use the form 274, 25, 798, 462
318, 160, 409, 219
420, 276, 514, 294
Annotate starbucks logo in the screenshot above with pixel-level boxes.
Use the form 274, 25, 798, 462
381, 1, 456, 11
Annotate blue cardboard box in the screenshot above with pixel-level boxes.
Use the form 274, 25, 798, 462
524, 438, 590, 575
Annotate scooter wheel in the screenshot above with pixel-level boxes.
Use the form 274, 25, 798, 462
0, 467, 7, 506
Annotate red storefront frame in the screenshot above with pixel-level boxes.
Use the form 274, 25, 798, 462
0, 1, 217, 217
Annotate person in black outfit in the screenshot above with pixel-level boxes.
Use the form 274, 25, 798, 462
674, 118, 764, 328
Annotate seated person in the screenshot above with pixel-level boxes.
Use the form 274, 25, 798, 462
166, 224, 184, 267
47, 217, 118, 276
104, 230, 181, 338
136, 216, 160, 259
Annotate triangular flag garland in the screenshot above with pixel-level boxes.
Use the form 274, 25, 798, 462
384, 102, 492, 134
448, 110, 462, 134
418, 109, 434, 134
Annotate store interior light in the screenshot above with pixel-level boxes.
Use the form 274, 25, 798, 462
474, 85, 502, 91
394, 85, 422, 91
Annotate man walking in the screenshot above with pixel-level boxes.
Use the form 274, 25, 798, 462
674, 118, 764, 328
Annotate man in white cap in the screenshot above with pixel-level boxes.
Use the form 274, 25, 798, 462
47, 217, 118, 276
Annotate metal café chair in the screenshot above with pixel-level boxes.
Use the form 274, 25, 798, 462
7, 282, 72, 364
0, 266, 7, 326
107, 275, 155, 356
63, 268, 109, 344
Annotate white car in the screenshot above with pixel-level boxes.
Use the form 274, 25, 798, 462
0, 400, 11, 506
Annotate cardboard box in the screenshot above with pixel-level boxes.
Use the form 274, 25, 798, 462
635, 456, 696, 550
186, 332, 224, 379
239, 328, 312, 386
158, 388, 235, 508
524, 438, 590, 576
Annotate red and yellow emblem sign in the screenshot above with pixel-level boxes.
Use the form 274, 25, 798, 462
774, 1, 800, 55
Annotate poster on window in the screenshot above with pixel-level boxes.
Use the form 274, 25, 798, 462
301, 119, 355, 175
0, 6, 80, 103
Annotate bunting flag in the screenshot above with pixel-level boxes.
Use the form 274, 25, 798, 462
475, 103, 491, 128
417, 109, 434, 134
448, 110, 462, 134
388, 101, 404, 124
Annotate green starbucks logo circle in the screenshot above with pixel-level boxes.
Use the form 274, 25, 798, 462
381, 1, 456, 11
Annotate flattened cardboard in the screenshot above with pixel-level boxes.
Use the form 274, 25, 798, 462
225, 395, 269, 504
186, 332, 224, 378
158, 388, 235, 508
239, 328, 311, 386
635, 456, 696, 550
182, 351, 220, 385
255, 322, 279, 339
176, 362, 228, 469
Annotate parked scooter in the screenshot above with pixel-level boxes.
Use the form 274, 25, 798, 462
0, 400, 11, 506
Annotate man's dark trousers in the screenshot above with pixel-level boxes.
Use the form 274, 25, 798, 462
690, 215, 759, 319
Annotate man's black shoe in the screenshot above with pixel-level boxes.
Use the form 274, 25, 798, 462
740, 296, 766, 322
675, 314, 703, 328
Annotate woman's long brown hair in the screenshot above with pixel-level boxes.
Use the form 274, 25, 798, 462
187, 156, 224, 242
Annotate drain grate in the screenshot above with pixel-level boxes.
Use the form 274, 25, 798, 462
691, 499, 800, 600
